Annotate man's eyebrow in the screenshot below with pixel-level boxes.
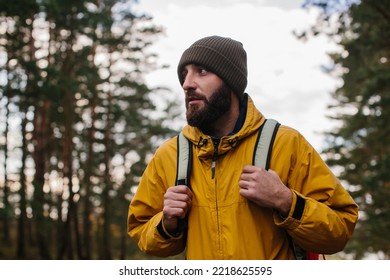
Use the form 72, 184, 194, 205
193, 64, 209, 71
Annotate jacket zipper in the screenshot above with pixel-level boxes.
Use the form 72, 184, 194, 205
211, 139, 222, 255
211, 139, 219, 179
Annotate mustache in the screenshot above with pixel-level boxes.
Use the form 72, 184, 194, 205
185, 90, 206, 103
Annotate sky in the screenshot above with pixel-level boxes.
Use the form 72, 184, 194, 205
133, 0, 342, 152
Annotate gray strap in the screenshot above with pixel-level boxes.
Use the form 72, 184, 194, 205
254, 119, 279, 169
177, 132, 189, 184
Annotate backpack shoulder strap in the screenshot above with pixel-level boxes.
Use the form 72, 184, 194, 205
175, 132, 192, 233
253, 120, 322, 260
253, 118, 280, 170
176, 131, 192, 187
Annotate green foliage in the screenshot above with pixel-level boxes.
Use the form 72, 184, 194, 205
303, 0, 390, 259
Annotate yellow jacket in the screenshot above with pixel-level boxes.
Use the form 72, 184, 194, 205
128, 95, 358, 259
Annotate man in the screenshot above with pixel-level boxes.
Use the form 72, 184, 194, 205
127, 36, 358, 259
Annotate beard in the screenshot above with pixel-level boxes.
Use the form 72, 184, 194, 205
185, 83, 232, 132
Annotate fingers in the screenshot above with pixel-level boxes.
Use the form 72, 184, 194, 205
163, 186, 193, 220
239, 165, 263, 189
238, 166, 292, 212
163, 186, 193, 233
240, 165, 279, 183
241, 165, 261, 174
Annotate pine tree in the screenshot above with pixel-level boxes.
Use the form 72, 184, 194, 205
0, 0, 178, 259
302, 0, 390, 259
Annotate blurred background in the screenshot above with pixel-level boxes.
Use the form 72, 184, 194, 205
0, 0, 389, 260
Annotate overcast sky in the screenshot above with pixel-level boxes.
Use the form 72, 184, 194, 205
134, 0, 341, 151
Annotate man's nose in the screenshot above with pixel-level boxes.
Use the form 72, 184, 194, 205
182, 72, 196, 90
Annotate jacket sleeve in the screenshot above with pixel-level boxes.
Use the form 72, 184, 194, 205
127, 139, 186, 257
272, 127, 359, 254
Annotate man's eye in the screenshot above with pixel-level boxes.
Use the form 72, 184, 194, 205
181, 70, 188, 80
198, 67, 208, 75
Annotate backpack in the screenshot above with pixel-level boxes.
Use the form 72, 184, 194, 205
176, 119, 322, 260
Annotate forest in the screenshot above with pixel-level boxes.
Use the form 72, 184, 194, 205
0, 0, 389, 260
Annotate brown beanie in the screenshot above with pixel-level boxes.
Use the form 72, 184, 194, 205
177, 36, 247, 99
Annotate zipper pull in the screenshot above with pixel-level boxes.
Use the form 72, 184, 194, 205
211, 139, 219, 179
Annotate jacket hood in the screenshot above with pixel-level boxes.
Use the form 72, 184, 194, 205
182, 93, 265, 159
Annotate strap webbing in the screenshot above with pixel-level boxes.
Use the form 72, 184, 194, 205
176, 132, 190, 185
254, 119, 280, 169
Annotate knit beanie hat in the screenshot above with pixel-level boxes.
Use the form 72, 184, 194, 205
177, 36, 248, 100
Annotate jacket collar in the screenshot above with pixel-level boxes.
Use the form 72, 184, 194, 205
229, 94, 248, 136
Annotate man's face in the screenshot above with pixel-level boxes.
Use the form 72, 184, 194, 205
182, 64, 232, 131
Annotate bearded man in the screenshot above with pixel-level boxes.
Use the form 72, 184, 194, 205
127, 36, 358, 260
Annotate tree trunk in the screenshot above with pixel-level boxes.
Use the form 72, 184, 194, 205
32, 99, 51, 259
16, 108, 28, 259
1, 97, 10, 244
101, 89, 113, 260
83, 95, 97, 259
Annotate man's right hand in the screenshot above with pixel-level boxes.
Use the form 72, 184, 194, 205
163, 185, 193, 234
